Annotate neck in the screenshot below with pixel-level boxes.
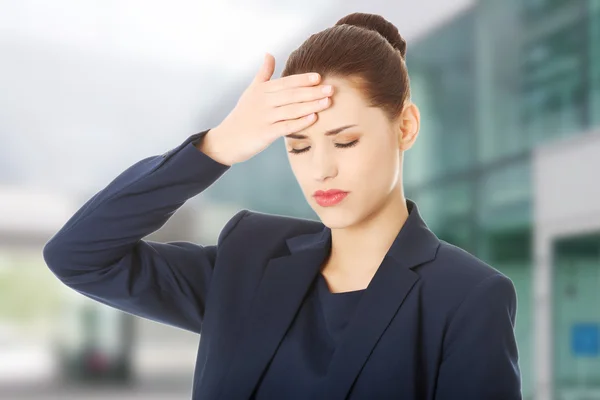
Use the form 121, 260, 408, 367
325, 186, 409, 279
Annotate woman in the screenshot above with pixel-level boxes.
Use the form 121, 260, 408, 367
43, 12, 522, 400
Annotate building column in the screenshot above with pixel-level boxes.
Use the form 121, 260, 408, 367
533, 229, 553, 400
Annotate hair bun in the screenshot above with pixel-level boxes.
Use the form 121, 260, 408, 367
335, 12, 406, 59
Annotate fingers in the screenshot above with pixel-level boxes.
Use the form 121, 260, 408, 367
249, 57, 328, 139
269, 113, 319, 138
266, 85, 333, 107
252, 53, 276, 84
268, 97, 331, 123
263, 72, 321, 92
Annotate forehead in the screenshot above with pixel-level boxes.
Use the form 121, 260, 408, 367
320, 77, 368, 118
297, 77, 375, 136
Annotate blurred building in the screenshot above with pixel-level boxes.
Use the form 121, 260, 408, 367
404, 1, 600, 399
0, 184, 213, 388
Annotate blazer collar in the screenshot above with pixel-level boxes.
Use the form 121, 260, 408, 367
286, 198, 439, 269
217, 199, 440, 400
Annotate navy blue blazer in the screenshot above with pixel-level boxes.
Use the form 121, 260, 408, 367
43, 131, 522, 399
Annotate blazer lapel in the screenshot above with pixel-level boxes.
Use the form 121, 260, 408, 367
319, 200, 440, 399
317, 257, 419, 399
216, 228, 331, 400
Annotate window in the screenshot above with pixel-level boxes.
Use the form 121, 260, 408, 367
477, 161, 532, 233
521, 0, 575, 22
520, 19, 587, 142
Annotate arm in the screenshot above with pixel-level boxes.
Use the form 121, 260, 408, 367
434, 274, 522, 400
42, 130, 246, 334
42, 60, 335, 335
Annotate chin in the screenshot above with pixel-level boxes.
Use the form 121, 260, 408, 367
313, 207, 361, 230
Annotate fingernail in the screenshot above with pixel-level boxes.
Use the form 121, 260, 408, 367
322, 85, 332, 94
310, 74, 319, 82
306, 113, 315, 120
319, 98, 329, 105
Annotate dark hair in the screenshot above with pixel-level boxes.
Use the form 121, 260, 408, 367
282, 12, 410, 120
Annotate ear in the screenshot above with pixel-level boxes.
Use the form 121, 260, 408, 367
397, 102, 420, 151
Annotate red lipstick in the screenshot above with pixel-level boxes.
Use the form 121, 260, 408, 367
313, 189, 349, 207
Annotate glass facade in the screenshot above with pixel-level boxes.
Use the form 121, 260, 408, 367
520, 0, 589, 144
405, 0, 600, 398
591, 0, 600, 128
475, 0, 524, 163
405, 10, 477, 188
553, 234, 600, 396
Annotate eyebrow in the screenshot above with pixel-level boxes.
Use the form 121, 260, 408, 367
285, 124, 357, 139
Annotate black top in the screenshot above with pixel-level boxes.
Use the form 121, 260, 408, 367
252, 273, 365, 399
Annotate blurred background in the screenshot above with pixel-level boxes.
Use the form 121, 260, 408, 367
0, 0, 599, 399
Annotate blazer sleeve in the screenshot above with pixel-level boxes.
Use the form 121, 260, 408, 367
42, 130, 247, 334
434, 274, 522, 400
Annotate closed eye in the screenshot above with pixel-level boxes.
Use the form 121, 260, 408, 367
289, 147, 310, 154
334, 140, 359, 149
288, 140, 359, 155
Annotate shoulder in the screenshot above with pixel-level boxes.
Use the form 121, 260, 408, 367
420, 240, 517, 315
226, 209, 323, 236
216, 209, 324, 254
431, 240, 505, 282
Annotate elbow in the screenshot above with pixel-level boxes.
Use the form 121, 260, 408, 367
42, 239, 62, 274
42, 237, 73, 281
43, 234, 121, 288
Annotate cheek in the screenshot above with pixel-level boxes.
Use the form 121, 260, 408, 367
344, 141, 398, 180
287, 158, 311, 189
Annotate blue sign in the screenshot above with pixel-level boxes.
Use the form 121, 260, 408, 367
571, 323, 599, 357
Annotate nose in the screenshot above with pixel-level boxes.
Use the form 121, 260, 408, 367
311, 146, 338, 182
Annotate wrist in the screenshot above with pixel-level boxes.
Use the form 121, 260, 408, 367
195, 128, 233, 166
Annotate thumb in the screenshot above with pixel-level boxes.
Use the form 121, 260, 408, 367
252, 53, 275, 84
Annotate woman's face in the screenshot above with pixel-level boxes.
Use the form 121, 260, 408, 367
285, 76, 417, 229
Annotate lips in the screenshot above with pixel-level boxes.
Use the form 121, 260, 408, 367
313, 189, 349, 207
